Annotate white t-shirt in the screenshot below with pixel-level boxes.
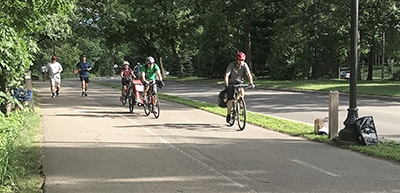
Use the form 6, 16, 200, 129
46, 62, 63, 78
41, 66, 47, 72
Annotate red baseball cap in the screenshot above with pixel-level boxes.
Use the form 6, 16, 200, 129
51, 56, 56, 60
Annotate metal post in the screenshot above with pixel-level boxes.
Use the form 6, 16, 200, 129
338, 0, 359, 143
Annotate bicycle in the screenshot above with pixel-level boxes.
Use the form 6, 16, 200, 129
226, 84, 251, 131
143, 80, 163, 119
121, 78, 132, 106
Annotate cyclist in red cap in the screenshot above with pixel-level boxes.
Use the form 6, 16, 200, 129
224, 52, 254, 123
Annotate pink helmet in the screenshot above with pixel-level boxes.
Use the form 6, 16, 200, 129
236, 52, 246, 60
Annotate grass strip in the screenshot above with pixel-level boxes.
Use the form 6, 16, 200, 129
93, 80, 400, 163
0, 111, 42, 193
164, 76, 400, 98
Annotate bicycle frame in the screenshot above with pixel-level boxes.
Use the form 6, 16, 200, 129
227, 84, 250, 130
143, 81, 161, 118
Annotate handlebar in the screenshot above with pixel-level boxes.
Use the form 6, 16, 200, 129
228, 84, 253, 89
144, 80, 164, 88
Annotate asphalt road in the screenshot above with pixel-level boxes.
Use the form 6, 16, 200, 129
94, 77, 400, 143
38, 79, 400, 193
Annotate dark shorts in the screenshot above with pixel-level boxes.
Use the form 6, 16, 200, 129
121, 79, 131, 86
80, 77, 89, 83
226, 86, 238, 100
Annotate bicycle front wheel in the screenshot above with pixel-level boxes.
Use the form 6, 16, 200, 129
237, 98, 246, 131
129, 95, 134, 113
143, 95, 151, 116
122, 96, 127, 105
228, 104, 235, 126
152, 94, 160, 119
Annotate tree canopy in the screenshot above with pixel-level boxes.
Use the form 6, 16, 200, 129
2, 0, 400, 113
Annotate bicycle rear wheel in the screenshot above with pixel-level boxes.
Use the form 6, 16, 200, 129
237, 98, 246, 130
152, 94, 160, 119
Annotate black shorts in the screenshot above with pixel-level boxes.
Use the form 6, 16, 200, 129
80, 77, 89, 83
226, 86, 238, 100
121, 79, 131, 86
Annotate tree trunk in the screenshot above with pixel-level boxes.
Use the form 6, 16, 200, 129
170, 38, 183, 77
156, 55, 166, 77
367, 48, 374, 81
381, 32, 385, 79
0, 66, 6, 114
110, 47, 115, 77
244, 23, 252, 71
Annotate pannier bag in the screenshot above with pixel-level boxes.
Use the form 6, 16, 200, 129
355, 116, 378, 146
218, 89, 227, 108
13, 88, 32, 101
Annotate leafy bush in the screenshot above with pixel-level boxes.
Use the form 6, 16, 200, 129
389, 69, 400, 81
0, 112, 41, 192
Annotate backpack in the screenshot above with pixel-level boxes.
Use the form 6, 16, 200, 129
13, 88, 32, 101
145, 64, 157, 73
218, 89, 227, 108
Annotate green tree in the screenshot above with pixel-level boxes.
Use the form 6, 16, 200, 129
1, 0, 75, 114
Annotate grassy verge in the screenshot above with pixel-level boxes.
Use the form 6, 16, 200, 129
0, 111, 42, 193
93, 80, 400, 163
164, 76, 400, 98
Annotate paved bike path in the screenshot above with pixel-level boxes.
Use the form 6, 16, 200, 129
38, 79, 400, 192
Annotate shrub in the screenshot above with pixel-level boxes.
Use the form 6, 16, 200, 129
0, 112, 41, 192
389, 69, 400, 81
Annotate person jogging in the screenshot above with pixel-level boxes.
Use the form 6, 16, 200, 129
45, 56, 63, 98
76, 54, 92, 97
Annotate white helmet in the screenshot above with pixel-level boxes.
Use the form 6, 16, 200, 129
145, 57, 155, 64
123, 61, 130, 66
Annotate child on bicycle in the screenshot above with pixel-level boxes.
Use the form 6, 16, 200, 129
224, 52, 255, 123
120, 61, 136, 101
140, 56, 164, 101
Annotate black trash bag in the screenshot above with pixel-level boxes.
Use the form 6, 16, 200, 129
355, 116, 378, 146
218, 89, 227, 108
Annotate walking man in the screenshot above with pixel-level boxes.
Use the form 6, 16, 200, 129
45, 56, 63, 98
41, 65, 47, 81
76, 54, 92, 97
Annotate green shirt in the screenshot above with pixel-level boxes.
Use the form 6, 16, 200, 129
140, 63, 160, 80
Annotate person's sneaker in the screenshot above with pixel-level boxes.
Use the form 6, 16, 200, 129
226, 114, 231, 123
82, 92, 85, 97
56, 90, 59, 97
142, 96, 148, 102
84, 92, 88, 97
52, 93, 55, 98
120, 96, 123, 101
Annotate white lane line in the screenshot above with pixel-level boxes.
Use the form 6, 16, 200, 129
65, 82, 257, 193
127, 119, 257, 193
291, 159, 339, 177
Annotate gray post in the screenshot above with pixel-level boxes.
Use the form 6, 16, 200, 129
25, 71, 34, 111
329, 91, 339, 138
